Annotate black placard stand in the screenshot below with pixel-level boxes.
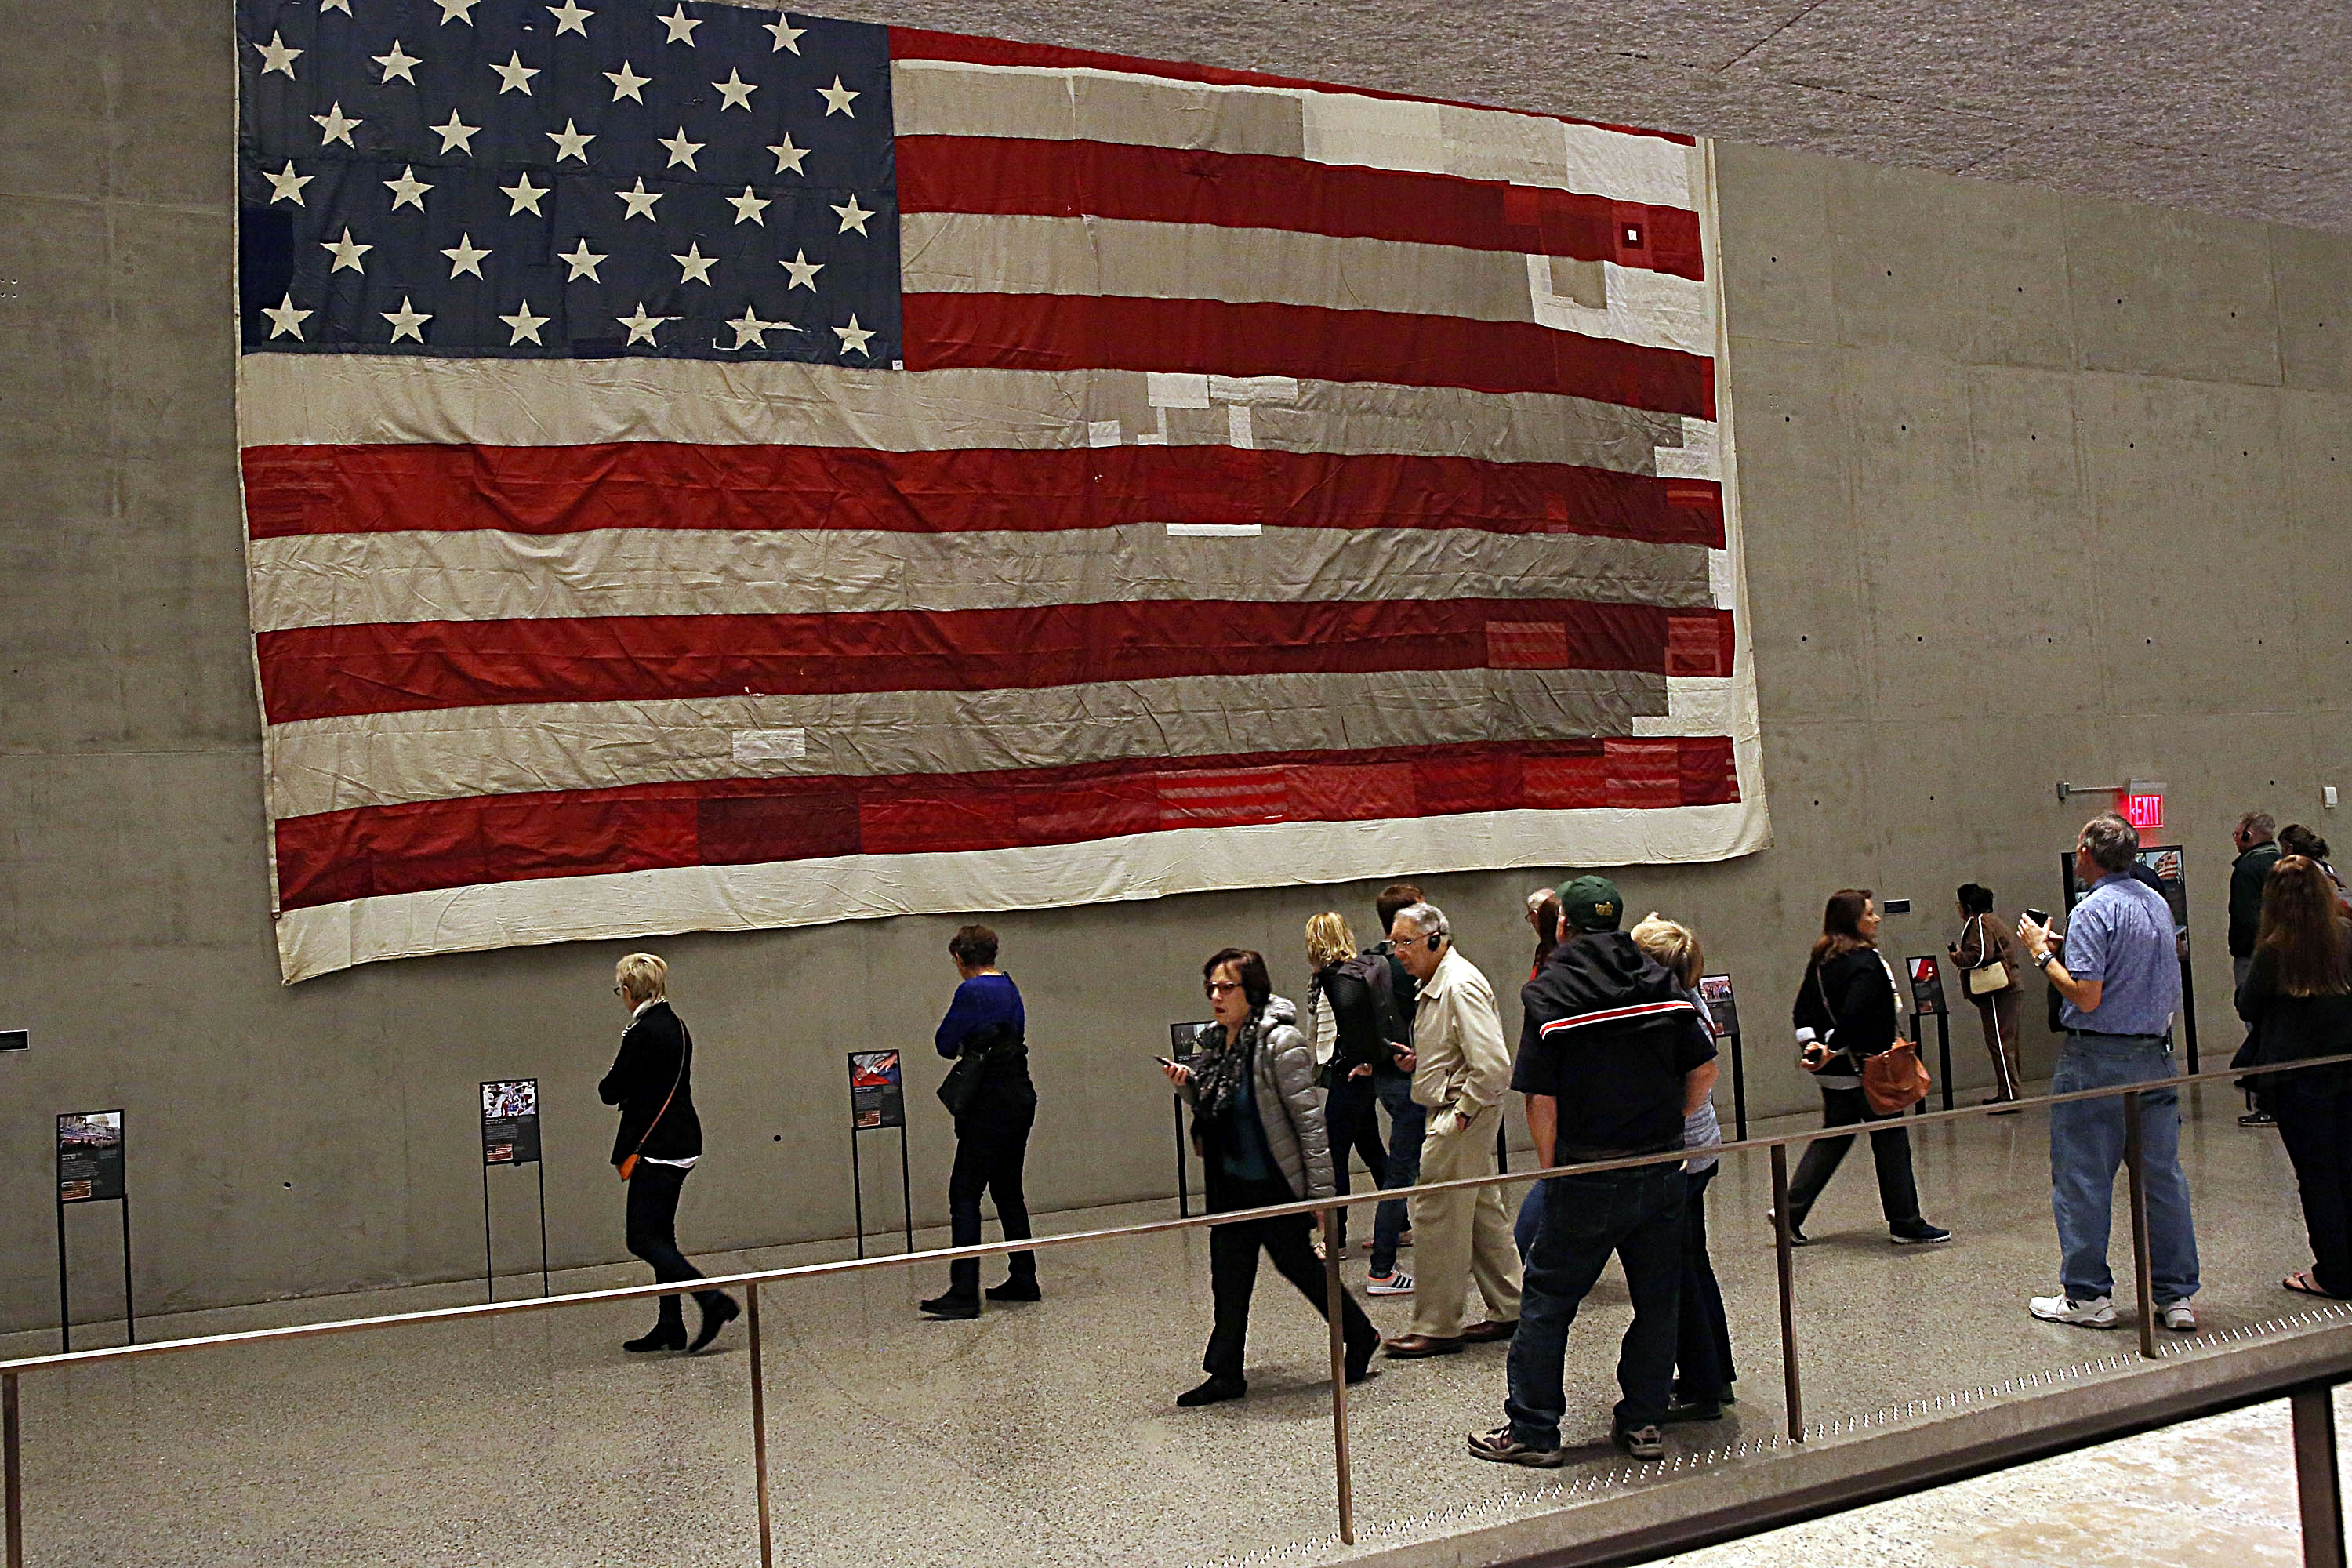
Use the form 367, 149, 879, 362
1904, 957, 1956, 1114
479, 1081, 550, 1302
1697, 975, 1746, 1138
847, 1052, 913, 1259
56, 1111, 132, 1352
1167, 1023, 1214, 1219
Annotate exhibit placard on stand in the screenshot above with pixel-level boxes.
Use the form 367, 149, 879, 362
55, 1110, 132, 1352
477, 1080, 550, 1301
1697, 975, 1747, 1138
1904, 957, 1955, 1112
845, 1051, 913, 1258
1167, 1021, 1214, 1218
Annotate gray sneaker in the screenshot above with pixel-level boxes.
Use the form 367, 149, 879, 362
1613, 1424, 1666, 1461
1468, 1425, 1566, 1468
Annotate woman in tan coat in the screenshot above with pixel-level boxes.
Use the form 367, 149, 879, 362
1950, 884, 2024, 1107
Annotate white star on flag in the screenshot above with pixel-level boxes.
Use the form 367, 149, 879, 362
713, 68, 757, 111
615, 177, 663, 220
547, 118, 595, 162
558, 238, 608, 281
320, 227, 372, 273
263, 161, 313, 205
830, 193, 872, 234
435, 0, 479, 22
604, 60, 649, 101
546, 0, 593, 35
501, 300, 551, 345
320, 0, 350, 14
779, 248, 822, 290
384, 165, 433, 211
724, 307, 792, 349
657, 4, 699, 43
490, 50, 540, 94
726, 185, 772, 225
501, 172, 549, 216
657, 128, 703, 169
764, 14, 803, 51
440, 232, 492, 278
253, 31, 302, 77
262, 293, 311, 339
311, 102, 363, 147
382, 296, 433, 343
430, 110, 480, 154
817, 76, 858, 116
672, 241, 717, 285
617, 303, 673, 344
372, 40, 421, 84
833, 314, 874, 356
765, 134, 808, 175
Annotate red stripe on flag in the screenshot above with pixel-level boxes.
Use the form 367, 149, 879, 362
902, 294, 1716, 417
887, 27, 1697, 143
239, 443, 1724, 548
272, 735, 1739, 910
253, 597, 1684, 723
895, 137, 1705, 280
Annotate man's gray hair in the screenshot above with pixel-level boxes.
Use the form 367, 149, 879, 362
2079, 812, 2140, 874
2239, 811, 2277, 842
1393, 902, 1450, 940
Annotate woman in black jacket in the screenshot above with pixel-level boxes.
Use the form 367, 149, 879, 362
600, 953, 739, 1353
2237, 855, 2352, 1299
1783, 891, 1950, 1246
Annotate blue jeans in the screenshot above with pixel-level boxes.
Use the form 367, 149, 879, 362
1505, 1163, 1686, 1446
1369, 1071, 1423, 1276
2050, 1032, 2200, 1305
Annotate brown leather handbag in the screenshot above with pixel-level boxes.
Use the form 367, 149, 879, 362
1863, 1039, 1932, 1116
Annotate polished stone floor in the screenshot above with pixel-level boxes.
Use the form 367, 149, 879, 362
4, 1083, 2343, 1566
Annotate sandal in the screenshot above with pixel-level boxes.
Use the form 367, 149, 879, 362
2283, 1270, 2346, 1300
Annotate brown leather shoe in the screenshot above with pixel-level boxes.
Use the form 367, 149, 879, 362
1460, 1319, 1519, 1343
1383, 1333, 1465, 1358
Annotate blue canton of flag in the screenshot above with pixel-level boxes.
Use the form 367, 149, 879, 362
236, 0, 899, 362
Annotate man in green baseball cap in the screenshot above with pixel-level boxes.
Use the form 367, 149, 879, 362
1557, 875, 1624, 935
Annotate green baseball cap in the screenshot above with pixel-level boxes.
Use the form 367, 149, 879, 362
1558, 874, 1624, 932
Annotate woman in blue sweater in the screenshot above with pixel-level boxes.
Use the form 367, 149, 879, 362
920, 924, 1040, 1319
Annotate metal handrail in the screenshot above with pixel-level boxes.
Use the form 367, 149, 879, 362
3, 1044, 2347, 1566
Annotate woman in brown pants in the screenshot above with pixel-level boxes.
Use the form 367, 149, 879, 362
1950, 884, 2023, 1108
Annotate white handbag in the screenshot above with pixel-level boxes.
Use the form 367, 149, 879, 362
1964, 913, 2011, 996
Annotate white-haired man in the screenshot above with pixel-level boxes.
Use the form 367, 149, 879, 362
1384, 902, 1523, 1357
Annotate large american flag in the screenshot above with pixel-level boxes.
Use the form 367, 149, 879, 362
234, 0, 1769, 982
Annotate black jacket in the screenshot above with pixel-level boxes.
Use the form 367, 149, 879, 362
2236, 949, 2352, 1094
599, 1000, 704, 1166
1513, 931, 1714, 1156
2231, 842, 2282, 957
1793, 949, 1900, 1069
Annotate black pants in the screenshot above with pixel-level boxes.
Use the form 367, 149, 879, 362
626, 1163, 726, 1328
1322, 1073, 1388, 1249
1674, 1166, 1735, 1403
2277, 1083, 2352, 1297
1786, 1083, 1922, 1226
1204, 1178, 1378, 1383
947, 1094, 1037, 1297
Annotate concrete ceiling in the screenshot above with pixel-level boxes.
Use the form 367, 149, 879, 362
845, 0, 2351, 233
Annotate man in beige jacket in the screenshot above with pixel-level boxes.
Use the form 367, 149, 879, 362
1384, 902, 1523, 1356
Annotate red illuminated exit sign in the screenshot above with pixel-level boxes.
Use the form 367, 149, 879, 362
2122, 785, 2165, 830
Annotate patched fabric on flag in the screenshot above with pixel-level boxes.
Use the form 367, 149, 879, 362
234, 1, 1769, 981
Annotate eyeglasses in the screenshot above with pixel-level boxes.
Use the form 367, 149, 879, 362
1204, 980, 1243, 997
612, 985, 626, 996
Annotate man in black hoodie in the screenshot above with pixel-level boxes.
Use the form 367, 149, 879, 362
1468, 877, 1716, 1467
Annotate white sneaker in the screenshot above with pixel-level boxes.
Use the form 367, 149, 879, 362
1366, 1269, 1415, 1296
2029, 1293, 2118, 1327
2159, 1301, 2198, 1333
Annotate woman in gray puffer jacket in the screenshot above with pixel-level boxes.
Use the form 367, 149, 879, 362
1163, 946, 1381, 1406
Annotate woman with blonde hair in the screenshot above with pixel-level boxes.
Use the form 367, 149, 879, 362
1305, 911, 1410, 1272
599, 953, 739, 1353
1629, 914, 1735, 1420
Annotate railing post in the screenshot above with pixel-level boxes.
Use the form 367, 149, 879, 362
746, 1283, 773, 1568
1769, 1144, 1802, 1443
2292, 1382, 2347, 1568
1319, 1206, 1356, 1546
2122, 1089, 2158, 1359
5, 1371, 22, 1568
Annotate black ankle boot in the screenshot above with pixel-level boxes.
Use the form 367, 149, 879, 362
985, 1278, 1041, 1302
920, 1291, 980, 1319
625, 1322, 687, 1352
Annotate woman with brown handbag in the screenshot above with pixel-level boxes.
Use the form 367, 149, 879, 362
600, 952, 739, 1354
1951, 884, 2025, 1109
1781, 890, 1951, 1247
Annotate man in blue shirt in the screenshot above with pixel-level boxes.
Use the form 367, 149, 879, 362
2018, 813, 2201, 1331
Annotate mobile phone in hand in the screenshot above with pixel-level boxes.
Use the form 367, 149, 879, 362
2024, 908, 2050, 926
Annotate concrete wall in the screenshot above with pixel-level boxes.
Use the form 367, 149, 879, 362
2, 6, 2350, 1327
